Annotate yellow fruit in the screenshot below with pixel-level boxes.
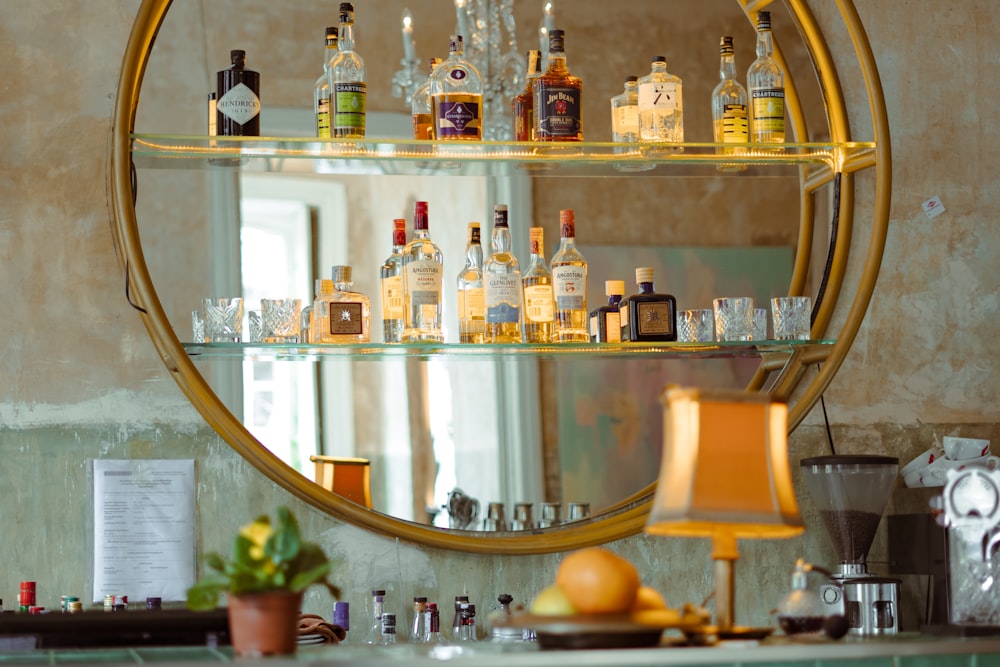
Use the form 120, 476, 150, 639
631, 586, 668, 611
555, 547, 641, 614
531, 584, 577, 615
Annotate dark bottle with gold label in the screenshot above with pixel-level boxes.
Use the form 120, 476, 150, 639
620, 267, 676, 342
216, 49, 260, 136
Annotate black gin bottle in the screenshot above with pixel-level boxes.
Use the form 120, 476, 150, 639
620, 267, 677, 342
216, 49, 260, 136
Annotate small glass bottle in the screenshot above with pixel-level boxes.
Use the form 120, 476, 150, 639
411, 596, 428, 643
522, 226, 554, 344
610, 76, 640, 143
747, 10, 785, 144
317, 265, 370, 343
512, 49, 542, 141
456, 222, 485, 344
365, 589, 386, 644
380, 218, 407, 343
450, 595, 469, 640
314, 26, 338, 138
412, 57, 442, 140
380, 613, 398, 645
484, 205, 523, 343
216, 49, 260, 137
551, 209, 589, 342
402, 201, 445, 342
431, 35, 484, 141
638, 56, 683, 143
533, 30, 583, 142
712, 36, 748, 144
425, 603, 445, 643
620, 267, 677, 342
329, 2, 367, 138
589, 280, 625, 343
334, 601, 350, 644
455, 603, 477, 641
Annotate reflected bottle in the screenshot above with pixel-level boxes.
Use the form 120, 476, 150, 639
216, 49, 260, 137
454, 603, 477, 641
380, 218, 407, 343
456, 222, 485, 344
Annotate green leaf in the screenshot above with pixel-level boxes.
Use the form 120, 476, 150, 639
186, 575, 229, 611
204, 552, 226, 573
268, 506, 301, 564
289, 561, 333, 592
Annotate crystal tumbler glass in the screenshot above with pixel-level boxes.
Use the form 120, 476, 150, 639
713, 296, 754, 342
677, 308, 715, 342
772, 296, 812, 340
261, 298, 302, 344
203, 297, 244, 343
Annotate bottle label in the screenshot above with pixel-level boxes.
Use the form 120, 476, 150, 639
405, 261, 442, 305
614, 105, 639, 135
381, 275, 403, 319
457, 287, 485, 318
636, 302, 675, 336
334, 82, 367, 130
485, 275, 521, 324
604, 311, 622, 342
751, 89, 785, 132
217, 82, 261, 125
435, 98, 482, 138
317, 98, 331, 138
524, 285, 554, 322
638, 82, 678, 111
535, 85, 582, 138
722, 104, 748, 142
552, 265, 586, 309
329, 302, 363, 335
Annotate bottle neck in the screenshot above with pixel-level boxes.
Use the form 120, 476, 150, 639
547, 51, 568, 74
372, 598, 383, 619
639, 281, 654, 294
335, 279, 353, 291
339, 20, 356, 52
466, 241, 483, 266
608, 294, 623, 306
651, 61, 667, 74
491, 225, 511, 253
324, 44, 338, 69
720, 53, 737, 80
756, 29, 773, 58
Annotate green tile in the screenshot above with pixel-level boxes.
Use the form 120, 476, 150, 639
0, 654, 50, 664
972, 654, 1000, 667
818, 658, 894, 667
898, 654, 972, 667
52, 649, 137, 663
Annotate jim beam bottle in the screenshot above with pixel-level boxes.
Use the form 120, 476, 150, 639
216, 49, 260, 136
533, 30, 582, 142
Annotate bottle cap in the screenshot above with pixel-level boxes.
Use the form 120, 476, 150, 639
559, 209, 575, 236
493, 204, 509, 227
548, 29, 565, 53
230, 50, 246, 67
757, 10, 771, 29
372, 589, 386, 596
455, 595, 469, 602
428, 603, 438, 610
498, 594, 513, 605
626, 75, 638, 83
331, 265, 352, 283
720, 35, 735, 53
606, 280, 625, 296
318, 279, 334, 295
334, 601, 350, 629
326, 26, 339, 41
340, 2, 354, 14
414, 596, 428, 603
652, 55, 666, 63
636, 267, 654, 284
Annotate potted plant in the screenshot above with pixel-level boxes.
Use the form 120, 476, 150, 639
187, 506, 342, 656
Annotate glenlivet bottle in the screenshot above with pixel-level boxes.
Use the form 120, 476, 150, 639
456, 222, 485, 344
329, 2, 367, 138
314, 26, 338, 138
402, 201, 444, 342
380, 218, 407, 343
216, 49, 260, 136
550, 209, 588, 342
484, 205, 523, 343
431, 35, 484, 141
522, 226, 554, 343
620, 267, 677, 342
638, 56, 683, 142
747, 11, 785, 144
533, 30, 583, 142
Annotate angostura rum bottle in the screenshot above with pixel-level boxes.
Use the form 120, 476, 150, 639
550, 209, 589, 342
484, 205, 523, 343
380, 218, 407, 343
319, 265, 371, 343
611, 76, 640, 143
533, 30, 583, 142
620, 267, 677, 342
329, 2, 367, 138
512, 49, 542, 141
365, 590, 386, 644
216, 49, 260, 136
314, 26, 338, 138
747, 11, 785, 144
402, 201, 444, 342
522, 226, 554, 343
431, 36, 484, 141
589, 280, 625, 343
711, 35, 748, 170
638, 56, 683, 142
456, 222, 485, 344
412, 57, 441, 140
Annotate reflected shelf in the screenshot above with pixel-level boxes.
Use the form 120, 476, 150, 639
183, 339, 834, 362
131, 134, 876, 178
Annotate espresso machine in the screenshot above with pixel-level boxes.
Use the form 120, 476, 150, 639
800, 455, 901, 635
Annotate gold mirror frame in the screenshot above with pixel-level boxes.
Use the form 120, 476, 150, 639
108, 0, 890, 554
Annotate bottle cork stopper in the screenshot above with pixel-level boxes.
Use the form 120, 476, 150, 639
331, 265, 352, 283
636, 267, 655, 283
319, 279, 334, 294
605, 280, 625, 296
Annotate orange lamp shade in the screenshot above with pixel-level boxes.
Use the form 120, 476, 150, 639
310, 455, 373, 509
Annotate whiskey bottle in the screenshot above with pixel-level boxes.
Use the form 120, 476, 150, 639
412, 57, 442, 140
620, 267, 677, 342
329, 2, 367, 138
431, 36, 484, 141
638, 56, 683, 142
484, 205, 523, 343
380, 218, 407, 343
550, 209, 589, 342
747, 11, 785, 144
712, 36, 748, 144
456, 222, 485, 344
533, 30, 583, 142
402, 201, 444, 342
314, 26, 338, 138
216, 49, 260, 136
512, 49, 542, 141
589, 280, 625, 343
317, 265, 371, 343
610, 76, 640, 143
522, 226, 554, 344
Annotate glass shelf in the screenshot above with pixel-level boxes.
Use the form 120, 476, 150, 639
183, 339, 833, 362
132, 134, 875, 178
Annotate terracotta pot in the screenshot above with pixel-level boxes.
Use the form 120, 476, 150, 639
227, 590, 303, 657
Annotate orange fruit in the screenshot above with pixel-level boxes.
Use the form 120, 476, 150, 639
555, 547, 641, 614
631, 585, 668, 611
530, 584, 577, 615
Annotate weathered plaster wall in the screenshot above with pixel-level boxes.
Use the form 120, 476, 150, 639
0, 0, 996, 631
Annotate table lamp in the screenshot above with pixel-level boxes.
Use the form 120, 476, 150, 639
644, 387, 803, 636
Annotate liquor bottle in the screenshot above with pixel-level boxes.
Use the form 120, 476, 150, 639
431, 35, 483, 141
329, 2, 367, 138
317, 265, 371, 343
638, 56, 683, 142
456, 222, 485, 344
620, 267, 677, 342
365, 589, 386, 644
533, 30, 583, 142
380, 613, 398, 645
589, 280, 625, 343
512, 49, 542, 141
411, 596, 428, 643
402, 201, 444, 342
380, 218, 407, 343
484, 205, 523, 343
454, 603, 477, 641
412, 57, 442, 140
216, 49, 260, 136
310, 279, 333, 343
314, 26, 338, 138
712, 36, 748, 143
522, 226, 554, 344
747, 11, 785, 144
425, 603, 445, 643
450, 595, 469, 640
551, 209, 588, 342
610, 76, 640, 143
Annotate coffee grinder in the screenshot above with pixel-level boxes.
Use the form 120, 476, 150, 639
799, 455, 901, 635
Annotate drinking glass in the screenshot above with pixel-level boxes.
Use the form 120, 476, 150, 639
677, 309, 715, 342
203, 297, 244, 343
771, 296, 812, 340
752, 308, 769, 341
261, 298, 302, 343
713, 297, 754, 341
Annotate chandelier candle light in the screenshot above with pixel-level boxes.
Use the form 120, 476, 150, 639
391, 9, 422, 107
